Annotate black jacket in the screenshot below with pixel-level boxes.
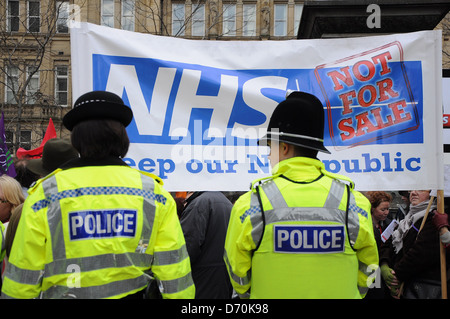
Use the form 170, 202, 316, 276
380, 212, 450, 291
180, 191, 233, 299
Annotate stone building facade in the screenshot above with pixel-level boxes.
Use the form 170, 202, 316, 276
1, 0, 449, 153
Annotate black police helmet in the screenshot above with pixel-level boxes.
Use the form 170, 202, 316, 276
63, 91, 133, 131
259, 91, 330, 154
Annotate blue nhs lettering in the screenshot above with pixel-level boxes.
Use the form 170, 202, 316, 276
69, 210, 137, 240
274, 225, 345, 253
93, 55, 303, 145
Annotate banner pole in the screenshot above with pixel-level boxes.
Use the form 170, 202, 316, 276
437, 189, 448, 299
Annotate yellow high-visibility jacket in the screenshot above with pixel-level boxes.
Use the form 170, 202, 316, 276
224, 157, 378, 299
0, 222, 5, 266
1, 161, 195, 299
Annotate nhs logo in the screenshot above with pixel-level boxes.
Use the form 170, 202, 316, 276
92, 54, 305, 146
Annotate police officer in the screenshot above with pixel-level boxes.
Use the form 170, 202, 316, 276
1, 91, 195, 299
224, 91, 378, 299
0, 221, 5, 291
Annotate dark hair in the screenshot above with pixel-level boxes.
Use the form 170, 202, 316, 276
366, 191, 392, 208
71, 119, 129, 159
291, 144, 319, 159
13, 158, 39, 188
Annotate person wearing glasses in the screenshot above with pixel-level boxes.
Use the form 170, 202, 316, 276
0, 175, 25, 291
379, 190, 446, 299
0, 175, 25, 225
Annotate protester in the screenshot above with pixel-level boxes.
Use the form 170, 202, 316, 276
13, 158, 39, 197
173, 196, 185, 219
366, 191, 393, 248
0, 175, 25, 290
4, 203, 23, 259
365, 191, 393, 299
224, 91, 378, 298
380, 190, 448, 299
27, 138, 79, 178
0, 175, 25, 225
432, 211, 450, 249
1, 90, 194, 299
396, 190, 410, 220
180, 191, 233, 299
0, 221, 4, 291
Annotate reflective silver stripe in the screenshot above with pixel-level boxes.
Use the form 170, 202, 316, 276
262, 181, 288, 208
36, 172, 168, 298
153, 245, 189, 266
237, 291, 251, 299
42, 175, 66, 260
0, 225, 4, 274
140, 174, 156, 247
347, 192, 361, 247
41, 274, 151, 299
1, 225, 5, 252
158, 272, 194, 295
44, 252, 154, 278
0, 292, 15, 299
264, 207, 346, 225
359, 286, 369, 296
224, 250, 251, 286
249, 192, 264, 246
359, 262, 378, 294
269, 131, 324, 143
324, 180, 346, 208
3, 261, 44, 286
260, 178, 359, 246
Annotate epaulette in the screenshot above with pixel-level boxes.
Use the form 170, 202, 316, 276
139, 170, 164, 185
27, 168, 63, 194
249, 173, 281, 193
320, 167, 355, 190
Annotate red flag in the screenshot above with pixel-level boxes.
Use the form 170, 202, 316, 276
16, 118, 57, 159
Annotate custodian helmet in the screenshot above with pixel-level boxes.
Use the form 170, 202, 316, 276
259, 91, 330, 154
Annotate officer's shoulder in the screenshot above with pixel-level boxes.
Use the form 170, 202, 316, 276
28, 168, 63, 193
137, 169, 164, 185
249, 174, 278, 192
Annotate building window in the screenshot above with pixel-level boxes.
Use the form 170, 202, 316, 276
56, 1, 69, 33
101, 0, 115, 28
28, 0, 40, 33
274, 4, 287, 36
222, 4, 236, 36
19, 131, 32, 151
8, 1, 20, 32
122, 0, 135, 31
5, 131, 14, 152
55, 66, 68, 106
294, 4, 303, 35
192, 4, 205, 37
26, 66, 40, 104
172, 3, 185, 36
243, 4, 256, 37
6, 66, 19, 104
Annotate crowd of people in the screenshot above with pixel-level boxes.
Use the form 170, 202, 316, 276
364, 190, 449, 299
0, 89, 448, 299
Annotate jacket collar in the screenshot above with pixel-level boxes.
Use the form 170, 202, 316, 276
60, 156, 129, 169
184, 191, 205, 208
271, 157, 324, 183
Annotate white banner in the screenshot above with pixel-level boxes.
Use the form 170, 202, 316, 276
70, 23, 443, 192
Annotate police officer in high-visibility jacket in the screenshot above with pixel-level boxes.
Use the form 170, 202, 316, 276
1, 91, 195, 299
224, 91, 378, 299
0, 221, 5, 289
